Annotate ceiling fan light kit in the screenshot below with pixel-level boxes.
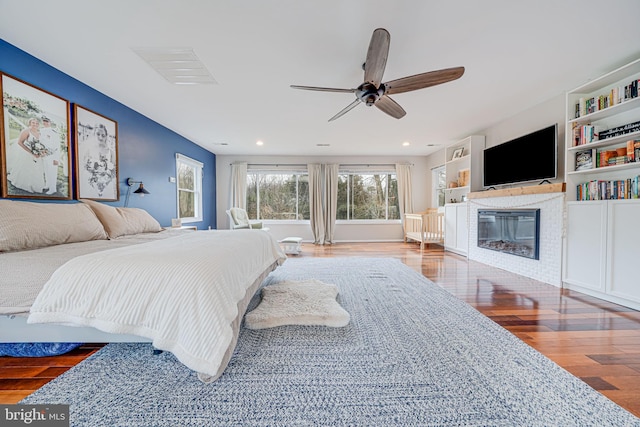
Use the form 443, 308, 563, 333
291, 28, 465, 121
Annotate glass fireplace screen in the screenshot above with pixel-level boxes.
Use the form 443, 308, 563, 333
477, 209, 540, 260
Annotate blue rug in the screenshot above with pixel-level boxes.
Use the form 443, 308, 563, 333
21, 257, 640, 426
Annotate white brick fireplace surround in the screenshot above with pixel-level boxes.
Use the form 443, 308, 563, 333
467, 188, 565, 287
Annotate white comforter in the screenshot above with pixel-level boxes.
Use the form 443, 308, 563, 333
28, 230, 286, 380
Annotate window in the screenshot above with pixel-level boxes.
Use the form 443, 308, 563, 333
432, 165, 446, 208
246, 171, 309, 220
337, 172, 399, 220
176, 153, 203, 223
245, 169, 399, 222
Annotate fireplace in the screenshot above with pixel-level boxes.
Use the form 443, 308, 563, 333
477, 209, 540, 260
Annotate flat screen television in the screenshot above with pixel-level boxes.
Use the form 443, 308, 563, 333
483, 124, 557, 188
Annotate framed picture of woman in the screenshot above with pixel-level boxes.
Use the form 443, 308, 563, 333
74, 105, 119, 201
0, 73, 71, 199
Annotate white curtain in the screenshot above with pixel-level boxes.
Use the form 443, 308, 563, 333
323, 164, 339, 244
230, 162, 247, 209
395, 163, 413, 227
307, 163, 325, 244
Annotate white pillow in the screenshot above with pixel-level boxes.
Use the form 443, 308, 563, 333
80, 199, 162, 239
0, 200, 107, 252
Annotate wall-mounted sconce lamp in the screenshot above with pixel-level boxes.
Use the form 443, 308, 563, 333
124, 178, 150, 207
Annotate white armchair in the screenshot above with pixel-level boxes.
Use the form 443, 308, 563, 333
226, 207, 269, 231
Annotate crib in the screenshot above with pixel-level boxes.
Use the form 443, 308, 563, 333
404, 210, 445, 250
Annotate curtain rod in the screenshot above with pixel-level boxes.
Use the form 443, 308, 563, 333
231, 163, 411, 167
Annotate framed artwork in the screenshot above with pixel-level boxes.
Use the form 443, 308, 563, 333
0, 73, 71, 199
74, 104, 119, 201
452, 147, 464, 160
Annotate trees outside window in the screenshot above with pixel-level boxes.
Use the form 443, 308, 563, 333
337, 173, 399, 220
247, 172, 309, 220
247, 170, 398, 221
176, 153, 203, 222
432, 165, 446, 208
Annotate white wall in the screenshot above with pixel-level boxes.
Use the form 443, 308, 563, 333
480, 93, 566, 183
216, 155, 433, 242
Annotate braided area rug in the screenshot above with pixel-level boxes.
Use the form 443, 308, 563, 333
21, 257, 640, 426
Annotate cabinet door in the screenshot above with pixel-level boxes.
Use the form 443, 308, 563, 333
455, 203, 469, 254
563, 202, 607, 292
444, 205, 457, 249
606, 200, 640, 303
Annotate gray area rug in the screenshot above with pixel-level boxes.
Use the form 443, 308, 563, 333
22, 257, 640, 426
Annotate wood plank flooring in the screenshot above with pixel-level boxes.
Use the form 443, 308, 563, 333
1, 242, 639, 417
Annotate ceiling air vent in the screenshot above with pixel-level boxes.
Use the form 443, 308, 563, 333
132, 48, 217, 85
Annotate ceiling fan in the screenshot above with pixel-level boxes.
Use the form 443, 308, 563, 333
291, 28, 465, 122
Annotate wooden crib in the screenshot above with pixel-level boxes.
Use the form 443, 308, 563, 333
404, 209, 445, 250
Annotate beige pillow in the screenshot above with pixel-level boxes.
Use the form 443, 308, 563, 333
0, 200, 107, 252
80, 199, 162, 238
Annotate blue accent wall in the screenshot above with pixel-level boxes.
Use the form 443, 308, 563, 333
0, 39, 216, 229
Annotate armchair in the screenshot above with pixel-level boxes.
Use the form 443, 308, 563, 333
226, 208, 269, 231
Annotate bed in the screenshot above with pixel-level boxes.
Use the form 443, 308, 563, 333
0, 199, 287, 382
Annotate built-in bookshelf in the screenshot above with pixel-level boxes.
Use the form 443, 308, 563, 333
443, 135, 484, 203
563, 57, 640, 311
565, 58, 640, 201
443, 135, 484, 257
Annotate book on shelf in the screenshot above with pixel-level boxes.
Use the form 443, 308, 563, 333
575, 149, 595, 171
572, 124, 599, 146
576, 176, 640, 201
574, 79, 640, 118
600, 150, 617, 167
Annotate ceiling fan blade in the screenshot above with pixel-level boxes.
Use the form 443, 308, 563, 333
328, 99, 361, 122
290, 85, 355, 93
384, 66, 465, 95
363, 28, 390, 87
375, 95, 406, 119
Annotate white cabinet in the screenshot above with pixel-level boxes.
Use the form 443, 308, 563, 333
444, 202, 468, 256
562, 58, 640, 310
563, 200, 640, 310
444, 135, 485, 203
563, 201, 607, 293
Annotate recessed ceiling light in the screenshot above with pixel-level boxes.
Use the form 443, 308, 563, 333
402, 141, 410, 146
256, 140, 264, 146
132, 47, 217, 85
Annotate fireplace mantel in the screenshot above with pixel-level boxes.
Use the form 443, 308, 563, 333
468, 183, 565, 199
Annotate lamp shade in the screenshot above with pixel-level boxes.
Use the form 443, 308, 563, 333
133, 183, 150, 194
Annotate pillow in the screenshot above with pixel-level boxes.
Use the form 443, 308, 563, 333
0, 200, 107, 252
80, 199, 162, 238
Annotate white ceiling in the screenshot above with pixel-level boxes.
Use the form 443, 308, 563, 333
1, 0, 639, 157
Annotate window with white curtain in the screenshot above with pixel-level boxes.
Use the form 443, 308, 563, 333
176, 153, 203, 223
245, 167, 399, 222
432, 165, 446, 208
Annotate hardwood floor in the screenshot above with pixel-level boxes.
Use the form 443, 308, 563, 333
2, 242, 639, 417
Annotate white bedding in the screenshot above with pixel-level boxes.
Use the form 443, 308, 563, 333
27, 229, 286, 381
1, 230, 189, 315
